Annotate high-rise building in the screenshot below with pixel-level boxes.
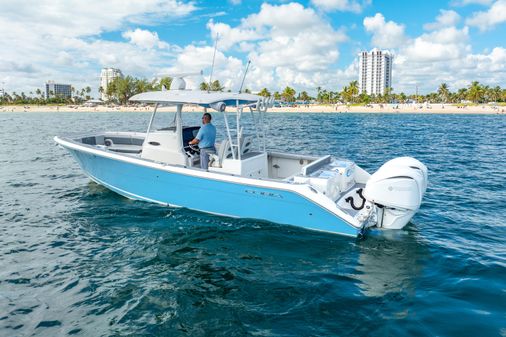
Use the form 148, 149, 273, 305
100, 68, 123, 101
358, 49, 393, 96
45, 81, 72, 99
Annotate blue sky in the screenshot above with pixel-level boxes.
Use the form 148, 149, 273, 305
1, 0, 505, 96
164, 0, 505, 66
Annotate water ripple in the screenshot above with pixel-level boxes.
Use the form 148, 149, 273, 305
0, 112, 505, 336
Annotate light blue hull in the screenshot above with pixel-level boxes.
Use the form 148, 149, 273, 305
67, 148, 359, 237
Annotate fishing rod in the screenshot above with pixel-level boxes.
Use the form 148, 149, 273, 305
208, 33, 219, 92
238, 60, 251, 93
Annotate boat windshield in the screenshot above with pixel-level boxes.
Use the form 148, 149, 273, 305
147, 108, 267, 154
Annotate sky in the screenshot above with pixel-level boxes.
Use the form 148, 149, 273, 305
1, 0, 505, 97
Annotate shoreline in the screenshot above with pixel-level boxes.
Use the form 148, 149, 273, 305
1, 103, 505, 115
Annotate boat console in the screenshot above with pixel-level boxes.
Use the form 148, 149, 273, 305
141, 126, 202, 166
182, 126, 200, 154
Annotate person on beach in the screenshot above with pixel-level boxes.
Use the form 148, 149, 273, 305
189, 112, 216, 170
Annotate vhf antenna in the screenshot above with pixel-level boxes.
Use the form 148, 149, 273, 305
238, 60, 251, 93
208, 33, 219, 92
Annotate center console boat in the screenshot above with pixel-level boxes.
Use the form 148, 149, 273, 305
55, 76, 427, 237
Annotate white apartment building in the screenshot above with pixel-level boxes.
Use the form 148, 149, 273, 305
45, 81, 72, 99
358, 49, 393, 96
100, 68, 123, 101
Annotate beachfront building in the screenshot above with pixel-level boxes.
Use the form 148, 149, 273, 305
45, 81, 72, 99
358, 49, 393, 96
100, 68, 123, 101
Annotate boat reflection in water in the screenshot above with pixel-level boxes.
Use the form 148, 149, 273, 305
350, 230, 427, 298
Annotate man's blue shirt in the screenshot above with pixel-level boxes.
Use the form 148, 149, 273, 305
196, 123, 216, 149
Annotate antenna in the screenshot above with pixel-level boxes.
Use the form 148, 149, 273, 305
208, 34, 219, 92
238, 60, 251, 93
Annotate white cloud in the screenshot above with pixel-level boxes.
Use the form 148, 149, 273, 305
310, 0, 366, 13
393, 46, 506, 93
0, 0, 196, 38
206, 20, 261, 51
122, 29, 170, 49
363, 13, 407, 48
203, 2, 348, 91
424, 9, 461, 30
384, 23, 506, 93
245, 3, 326, 34
404, 27, 470, 62
451, 0, 494, 6
0, 0, 196, 95
163, 45, 244, 90
466, 0, 506, 30
360, 10, 506, 93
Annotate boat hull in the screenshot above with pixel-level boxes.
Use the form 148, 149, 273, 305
62, 143, 359, 237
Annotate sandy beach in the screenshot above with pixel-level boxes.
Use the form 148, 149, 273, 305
1, 103, 505, 114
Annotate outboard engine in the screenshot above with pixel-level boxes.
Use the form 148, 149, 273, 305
363, 157, 428, 229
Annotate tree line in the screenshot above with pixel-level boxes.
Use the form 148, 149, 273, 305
0, 86, 93, 105
103, 76, 173, 104
256, 81, 506, 104
0, 76, 174, 105
1, 77, 505, 105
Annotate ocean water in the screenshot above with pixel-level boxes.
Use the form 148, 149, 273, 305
0, 111, 505, 336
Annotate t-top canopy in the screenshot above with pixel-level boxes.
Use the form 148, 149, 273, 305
129, 90, 261, 107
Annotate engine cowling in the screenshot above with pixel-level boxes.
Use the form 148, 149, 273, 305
364, 157, 428, 229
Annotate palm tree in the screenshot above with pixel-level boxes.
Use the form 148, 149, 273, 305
456, 88, 467, 103
258, 88, 271, 97
158, 77, 172, 91
134, 79, 151, 94
199, 80, 223, 91
320, 89, 330, 103
437, 83, 450, 103
340, 81, 358, 104
298, 91, 311, 102
489, 85, 501, 102
281, 86, 296, 102
210, 80, 224, 91
467, 81, 484, 103
83, 86, 91, 100
356, 92, 368, 104
3, 93, 12, 103
348, 81, 359, 103
98, 86, 104, 100
384, 87, 393, 103
427, 92, 438, 103
340, 86, 350, 103
482, 85, 491, 102
398, 92, 407, 103
329, 91, 338, 104
316, 86, 322, 102
199, 82, 209, 91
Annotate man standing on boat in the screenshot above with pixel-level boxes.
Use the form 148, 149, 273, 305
189, 112, 216, 169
